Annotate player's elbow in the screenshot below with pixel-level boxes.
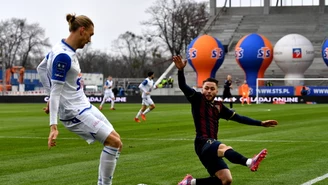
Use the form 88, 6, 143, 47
36, 64, 43, 74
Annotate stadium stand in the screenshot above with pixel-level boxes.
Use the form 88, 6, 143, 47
175, 3, 328, 95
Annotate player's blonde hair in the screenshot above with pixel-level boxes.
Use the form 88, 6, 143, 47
66, 13, 94, 32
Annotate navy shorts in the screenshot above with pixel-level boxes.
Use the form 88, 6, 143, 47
195, 139, 229, 176
223, 90, 232, 99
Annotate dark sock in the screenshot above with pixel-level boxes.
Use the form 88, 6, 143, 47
230, 101, 233, 108
224, 148, 248, 166
196, 177, 222, 185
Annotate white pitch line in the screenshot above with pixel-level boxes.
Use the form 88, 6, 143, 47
122, 138, 328, 144
0, 136, 79, 140
1, 136, 328, 143
300, 173, 328, 185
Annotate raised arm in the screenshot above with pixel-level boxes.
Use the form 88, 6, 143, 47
173, 55, 197, 98
178, 69, 196, 97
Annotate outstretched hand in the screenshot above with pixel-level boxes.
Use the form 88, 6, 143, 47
48, 125, 59, 149
261, 120, 278, 127
172, 55, 187, 70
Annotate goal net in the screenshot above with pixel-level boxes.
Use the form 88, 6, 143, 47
255, 78, 328, 104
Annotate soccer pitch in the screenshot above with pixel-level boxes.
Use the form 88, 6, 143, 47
1, 103, 328, 185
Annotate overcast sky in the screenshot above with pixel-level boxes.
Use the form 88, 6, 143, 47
0, 0, 319, 53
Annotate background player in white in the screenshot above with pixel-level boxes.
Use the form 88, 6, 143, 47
36, 14, 122, 185
99, 75, 116, 110
134, 71, 156, 122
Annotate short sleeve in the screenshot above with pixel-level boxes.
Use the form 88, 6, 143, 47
51, 53, 71, 82
142, 80, 148, 86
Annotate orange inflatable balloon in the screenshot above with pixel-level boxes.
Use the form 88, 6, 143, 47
187, 35, 225, 87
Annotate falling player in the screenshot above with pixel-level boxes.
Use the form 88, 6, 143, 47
241, 80, 250, 106
134, 71, 156, 122
173, 55, 278, 185
99, 76, 116, 110
37, 13, 122, 185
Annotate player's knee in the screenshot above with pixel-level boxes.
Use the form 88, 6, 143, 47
217, 144, 233, 157
219, 144, 233, 150
216, 172, 232, 185
150, 104, 155, 109
104, 133, 122, 149
221, 177, 232, 185
112, 137, 122, 148
119, 141, 123, 151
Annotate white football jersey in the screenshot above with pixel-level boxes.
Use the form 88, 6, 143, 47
104, 80, 113, 93
44, 40, 91, 120
139, 78, 154, 98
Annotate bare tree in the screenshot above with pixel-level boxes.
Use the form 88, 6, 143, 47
77, 46, 104, 73
143, 0, 209, 56
112, 31, 160, 77
0, 18, 25, 68
20, 22, 51, 68
0, 18, 50, 69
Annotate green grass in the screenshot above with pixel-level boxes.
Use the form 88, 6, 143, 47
1, 103, 328, 185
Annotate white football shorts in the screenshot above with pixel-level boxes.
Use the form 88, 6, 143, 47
60, 105, 114, 144
142, 96, 154, 106
103, 90, 115, 101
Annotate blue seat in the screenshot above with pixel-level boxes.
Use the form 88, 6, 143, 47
11, 79, 19, 86
24, 79, 32, 85
32, 79, 39, 85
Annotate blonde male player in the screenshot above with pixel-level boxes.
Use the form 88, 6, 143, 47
99, 76, 116, 110
37, 13, 122, 185
241, 80, 250, 106
134, 71, 156, 122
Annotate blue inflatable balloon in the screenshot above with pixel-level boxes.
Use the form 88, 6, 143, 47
321, 39, 328, 66
235, 33, 273, 86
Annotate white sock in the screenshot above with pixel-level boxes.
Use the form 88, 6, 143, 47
116, 151, 121, 160
100, 146, 119, 185
100, 97, 106, 107
143, 108, 151, 115
98, 151, 120, 185
111, 100, 115, 108
136, 109, 142, 118
97, 164, 102, 185
246, 158, 252, 167
191, 179, 196, 185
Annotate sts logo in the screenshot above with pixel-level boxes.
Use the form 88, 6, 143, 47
235, 47, 244, 59
249, 87, 253, 95
76, 73, 83, 91
323, 48, 328, 59
257, 47, 271, 59
188, 48, 197, 59
211, 48, 223, 59
292, 48, 302, 58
